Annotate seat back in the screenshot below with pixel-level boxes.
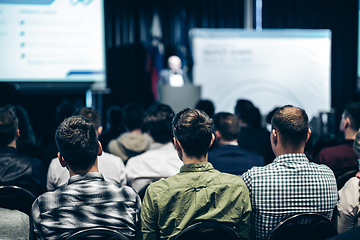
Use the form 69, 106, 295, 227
0, 185, 36, 216
267, 213, 337, 240
65, 227, 130, 240
171, 221, 240, 240
336, 169, 358, 190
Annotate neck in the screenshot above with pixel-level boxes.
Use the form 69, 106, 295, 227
344, 129, 357, 140
182, 152, 208, 165
218, 139, 238, 146
275, 147, 304, 157
7, 140, 16, 148
129, 129, 142, 134
68, 160, 99, 178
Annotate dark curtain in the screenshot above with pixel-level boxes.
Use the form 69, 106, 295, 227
262, 0, 358, 120
104, 0, 245, 109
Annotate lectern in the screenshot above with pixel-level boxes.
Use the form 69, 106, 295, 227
158, 85, 201, 114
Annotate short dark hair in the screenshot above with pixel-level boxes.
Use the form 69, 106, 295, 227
106, 105, 123, 127
172, 108, 214, 158
0, 105, 18, 146
145, 104, 174, 144
74, 107, 101, 131
55, 116, 98, 172
271, 105, 309, 148
234, 99, 261, 128
213, 112, 239, 141
122, 103, 145, 131
195, 99, 215, 118
343, 102, 360, 131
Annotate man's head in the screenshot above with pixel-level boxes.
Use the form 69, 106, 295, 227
74, 107, 102, 134
0, 105, 18, 147
213, 112, 239, 143
234, 99, 261, 128
340, 102, 360, 136
145, 104, 174, 144
122, 103, 145, 131
55, 116, 101, 173
168, 55, 182, 71
271, 105, 310, 154
195, 99, 215, 118
172, 108, 214, 160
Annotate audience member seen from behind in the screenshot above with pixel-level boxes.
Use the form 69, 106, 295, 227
241, 105, 338, 240
13, 105, 44, 164
99, 105, 125, 152
208, 112, 264, 175
235, 99, 275, 164
108, 102, 151, 163
39, 100, 75, 169
0, 105, 46, 197
195, 99, 215, 118
315, 102, 360, 178
47, 107, 126, 191
32, 116, 140, 240
336, 128, 360, 233
138, 109, 251, 240
126, 104, 183, 192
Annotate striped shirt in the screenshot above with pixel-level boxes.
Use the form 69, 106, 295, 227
32, 172, 141, 240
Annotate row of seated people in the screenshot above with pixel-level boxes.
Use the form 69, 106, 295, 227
1, 103, 359, 240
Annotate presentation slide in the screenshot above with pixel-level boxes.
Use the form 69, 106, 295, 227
0, 0, 105, 84
190, 29, 332, 120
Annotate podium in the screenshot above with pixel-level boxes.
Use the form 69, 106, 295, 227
159, 85, 201, 114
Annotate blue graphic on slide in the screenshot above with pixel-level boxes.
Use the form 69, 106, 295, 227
70, 0, 93, 5
0, 0, 54, 4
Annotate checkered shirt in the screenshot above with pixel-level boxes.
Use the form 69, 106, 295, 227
32, 172, 141, 240
241, 153, 338, 240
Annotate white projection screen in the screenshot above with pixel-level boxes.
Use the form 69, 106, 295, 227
0, 0, 106, 90
190, 29, 332, 120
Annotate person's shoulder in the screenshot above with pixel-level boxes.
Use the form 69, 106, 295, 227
100, 151, 124, 164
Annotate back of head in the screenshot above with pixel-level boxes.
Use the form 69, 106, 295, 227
343, 102, 360, 131
122, 103, 145, 131
0, 105, 18, 147
74, 107, 101, 130
195, 99, 215, 118
172, 108, 214, 158
213, 112, 239, 141
271, 105, 309, 148
55, 101, 76, 127
106, 105, 122, 128
55, 116, 98, 172
354, 129, 360, 156
145, 104, 174, 144
13, 105, 36, 146
234, 99, 261, 128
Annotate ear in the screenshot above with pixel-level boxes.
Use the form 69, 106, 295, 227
344, 117, 350, 129
209, 134, 215, 148
58, 152, 67, 168
97, 126, 103, 136
215, 130, 221, 140
173, 137, 182, 152
271, 129, 278, 146
306, 128, 311, 143
97, 141, 103, 156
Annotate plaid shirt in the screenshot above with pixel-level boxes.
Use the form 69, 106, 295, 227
32, 172, 141, 240
241, 153, 338, 240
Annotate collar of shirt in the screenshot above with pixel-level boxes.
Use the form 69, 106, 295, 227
273, 152, 309, 164
0, 146, 18, 154
68, 172, 105, 185
180, 162, 214, 173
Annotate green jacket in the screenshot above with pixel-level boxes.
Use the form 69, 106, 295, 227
137, 162, 251, 240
